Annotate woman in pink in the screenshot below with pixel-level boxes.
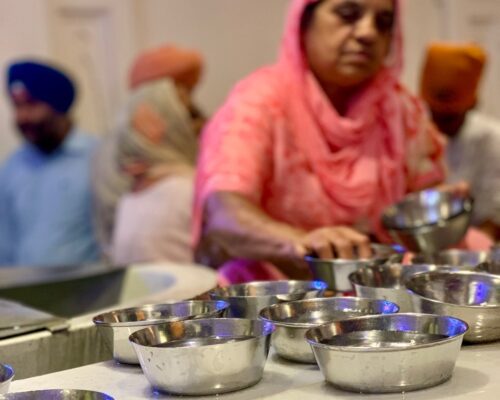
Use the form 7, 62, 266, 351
194, 0, 449, 284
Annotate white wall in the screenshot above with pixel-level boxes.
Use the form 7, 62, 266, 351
400, 0, 445, 93
0, 0, 51, 160
135, 0, 289, 114
443, 0, 500, 118
46, 0, 139, 136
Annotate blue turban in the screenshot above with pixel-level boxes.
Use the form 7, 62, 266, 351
7, 60, 76, 114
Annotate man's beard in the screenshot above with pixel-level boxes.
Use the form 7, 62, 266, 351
17, 120, 64, 154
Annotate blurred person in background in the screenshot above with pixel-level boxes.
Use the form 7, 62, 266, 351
193, 0, 457, 284
421, 42, 500, 240
92, 45, 204, 264
0, 60, 100, 267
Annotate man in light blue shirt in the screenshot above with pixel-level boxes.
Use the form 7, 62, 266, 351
0, 60, 100, 266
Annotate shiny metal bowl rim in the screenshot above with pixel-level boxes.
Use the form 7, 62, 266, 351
92, 300, 230, 327
305, 312, 469, 352
0, 363, 14, 382
1, 389, 113, 399
304, 256, 375, 266
129, 317, 276, 349
347, 263, 460, 287
304, 244, 405, 264
209, 280, 327, 299
383, 204, 472, 232
258, 297, 400, 328
406, 270, 500, 310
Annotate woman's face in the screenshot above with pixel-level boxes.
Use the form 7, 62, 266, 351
303, 0, 395, 89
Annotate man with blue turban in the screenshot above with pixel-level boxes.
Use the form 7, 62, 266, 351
0, 60, 101, 267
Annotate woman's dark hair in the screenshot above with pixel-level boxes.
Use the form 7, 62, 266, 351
300, 0, 325, 32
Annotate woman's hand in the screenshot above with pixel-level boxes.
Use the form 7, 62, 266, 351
201, 192, 373, 267
293, 226, 372, 260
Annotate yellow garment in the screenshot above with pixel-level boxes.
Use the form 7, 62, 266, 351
420, 42, 487, 113
129, 45, 203, 90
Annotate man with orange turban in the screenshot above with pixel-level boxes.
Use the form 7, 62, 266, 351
129, 45, 203, 92
420, 42, 500, 239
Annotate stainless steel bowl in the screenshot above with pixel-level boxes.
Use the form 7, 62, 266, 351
306, 313, 468, 393
259, 297, 399, 363
1, 390, 113, 399
382, 189, 473, 254
209, 280, 326, 319
348, 263, 460, 312
0, 364, 14, 395
406, 271, 500, 342
306, 244, 404, 292
92, 300, 228, 364
412, 249, 489, 266
129, 318, 275, 395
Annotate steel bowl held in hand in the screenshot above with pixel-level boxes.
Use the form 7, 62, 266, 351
382, 189, 473, 254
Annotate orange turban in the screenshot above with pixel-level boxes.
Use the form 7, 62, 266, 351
129, 45, 203, 90
420, 42, 487, 114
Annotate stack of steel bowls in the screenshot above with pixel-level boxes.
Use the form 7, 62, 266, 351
93, 300, 228, 364
259, 297, 399, 363
382, 189, 472, 254
116, 279, 328, 395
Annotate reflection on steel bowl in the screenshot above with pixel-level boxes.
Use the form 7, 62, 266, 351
129, 318, 274, 396
0, 364, 14, 395
306, 244, 404, 292
306, 313, 468, 393
406, 271, 500, 342
259, 297, 399, 363
382, 189, 472, 254
1, 390, 114, 399
92, 300, 228, 364
348, 263, 460, 312
209, 280, 326, 319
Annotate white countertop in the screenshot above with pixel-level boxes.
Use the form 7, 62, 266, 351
1, 262, 218, 346
9, 341, 500, 399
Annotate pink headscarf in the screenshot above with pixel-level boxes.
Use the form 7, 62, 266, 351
277, 0, 409, 229
194, 0, 445, 283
